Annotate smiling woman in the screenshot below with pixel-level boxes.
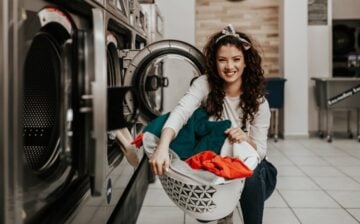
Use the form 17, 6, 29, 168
147, 24, 277, 224
216, 44, 246, 93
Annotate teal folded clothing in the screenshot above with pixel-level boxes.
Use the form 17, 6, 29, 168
143, 108, 231, 160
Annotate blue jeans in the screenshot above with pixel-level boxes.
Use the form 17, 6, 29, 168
240, 159, 277, 224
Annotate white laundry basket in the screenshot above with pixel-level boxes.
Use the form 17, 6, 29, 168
142, 132, 259, 221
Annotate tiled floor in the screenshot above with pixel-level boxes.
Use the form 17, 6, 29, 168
137, 138, 360, 224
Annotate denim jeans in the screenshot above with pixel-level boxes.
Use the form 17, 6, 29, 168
240, 159, 277, 224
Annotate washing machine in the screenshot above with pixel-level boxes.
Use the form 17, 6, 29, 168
129, 0, 148, 37
15, 0, 109, 223
140, 2, 163, 43
122, 40, 206, 121
65, 10, 149, 224
2, 0, 150, 222
104, 8, 155, 223
2, 0, 209, 223
105, 0, 130, 24
18, 1, 147, 223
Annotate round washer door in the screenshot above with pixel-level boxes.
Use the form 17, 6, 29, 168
23, 7, 76, 179
124, 40, 206, 120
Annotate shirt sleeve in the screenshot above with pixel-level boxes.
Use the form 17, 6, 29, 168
249, 98, 271, 160
163, 75, 210, 136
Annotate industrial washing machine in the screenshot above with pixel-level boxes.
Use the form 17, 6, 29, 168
66, 5, 150, 223
18, 1, 109, 223
1, 0, 210, 223
1, 0, 154, 223
122, 39, 206, 121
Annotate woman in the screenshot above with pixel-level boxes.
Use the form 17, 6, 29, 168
149, 24, 277, 224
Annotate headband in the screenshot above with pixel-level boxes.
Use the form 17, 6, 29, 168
215, 24, 251, 50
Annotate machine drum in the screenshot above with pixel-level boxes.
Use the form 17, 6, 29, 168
23, 32, 61, 172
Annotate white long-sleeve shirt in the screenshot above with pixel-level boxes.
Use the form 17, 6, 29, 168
163, 75, 271, 160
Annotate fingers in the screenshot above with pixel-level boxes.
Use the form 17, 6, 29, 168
149, 157, 169, 176
149, 161, 166, 176
225, 127, 247, 144
164, 160, 170, 173
118, 128, 133, 143
149, 158, 158, 175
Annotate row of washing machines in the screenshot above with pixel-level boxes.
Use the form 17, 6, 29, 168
0, 0, 206, 223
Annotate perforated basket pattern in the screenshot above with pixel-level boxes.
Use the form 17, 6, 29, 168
142, 132, 255, 220
159, 175, 217, 213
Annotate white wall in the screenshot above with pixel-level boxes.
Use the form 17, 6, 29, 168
156, 0, 196, 44
280, 0, 309, 137
308, 0, 332, 133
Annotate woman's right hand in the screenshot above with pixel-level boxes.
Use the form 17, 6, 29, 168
149, 144, 170, 176
148, 127, 175, 176
149, 128, 175, 176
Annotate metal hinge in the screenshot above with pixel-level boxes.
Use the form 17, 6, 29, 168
118, 49, 140, 69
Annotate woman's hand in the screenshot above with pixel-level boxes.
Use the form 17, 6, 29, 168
148, 127, 175, 176
225, 127, 248, 144
149, 145, 170, 176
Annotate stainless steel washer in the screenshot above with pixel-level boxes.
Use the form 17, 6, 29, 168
123, 39, 206, 121
11, 1, 107, 223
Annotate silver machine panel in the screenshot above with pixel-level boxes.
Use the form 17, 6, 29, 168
1, 0, 23, 223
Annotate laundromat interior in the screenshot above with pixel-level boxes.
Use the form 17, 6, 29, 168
1, 0, 360, 223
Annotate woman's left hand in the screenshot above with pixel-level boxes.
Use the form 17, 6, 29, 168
225, 127, 248, 144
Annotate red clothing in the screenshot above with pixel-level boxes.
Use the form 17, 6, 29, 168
185, 150, 253, 179
131, 133, 143, 148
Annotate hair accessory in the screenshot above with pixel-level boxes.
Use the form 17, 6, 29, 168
215, 24, 251, 50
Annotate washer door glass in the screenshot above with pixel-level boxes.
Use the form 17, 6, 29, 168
125, 40, 206, 120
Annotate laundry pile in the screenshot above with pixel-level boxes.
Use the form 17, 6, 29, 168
132, 108, 259, 179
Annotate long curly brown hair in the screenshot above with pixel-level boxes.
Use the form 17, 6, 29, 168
203, 29, 266, 127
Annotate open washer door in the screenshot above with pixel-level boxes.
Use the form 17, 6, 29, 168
83, 8, 107, 196
123, 40, 206, 120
